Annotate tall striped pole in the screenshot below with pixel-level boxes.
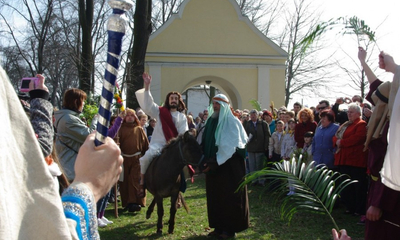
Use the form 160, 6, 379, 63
95, 0, 133, 146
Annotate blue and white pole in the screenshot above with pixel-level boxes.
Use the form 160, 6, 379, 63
95, 0, 133, 146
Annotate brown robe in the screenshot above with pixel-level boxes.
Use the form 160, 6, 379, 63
118, 122, 149, 207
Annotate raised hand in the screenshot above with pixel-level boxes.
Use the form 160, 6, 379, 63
29, 74, 49, 92
119, 110, 126, 119
358, 47, 367, 63
142, 72, 152, 90
379, 51, 397, 73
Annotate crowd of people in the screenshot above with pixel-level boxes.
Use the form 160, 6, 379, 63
2, 47, 400, 240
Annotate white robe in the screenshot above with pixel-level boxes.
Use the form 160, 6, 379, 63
135, 89, 188, 174
381, 86, 400, 191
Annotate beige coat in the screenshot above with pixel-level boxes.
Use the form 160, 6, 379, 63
269, 131, 284, 155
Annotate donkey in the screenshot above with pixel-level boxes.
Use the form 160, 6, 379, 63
144, 131, 203, 234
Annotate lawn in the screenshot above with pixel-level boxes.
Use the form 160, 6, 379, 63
99, 174, 365, 240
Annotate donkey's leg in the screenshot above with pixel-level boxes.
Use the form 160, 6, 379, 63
168, 192, 179, 234
146, 197, 156, 219
156, 197, 164, 234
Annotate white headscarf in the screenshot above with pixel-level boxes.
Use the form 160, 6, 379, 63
207, 94, 248, 165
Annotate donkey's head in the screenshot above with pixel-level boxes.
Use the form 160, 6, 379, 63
178, 131, 203, 166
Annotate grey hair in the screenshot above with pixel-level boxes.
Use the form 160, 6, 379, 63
347, 103, 362, 115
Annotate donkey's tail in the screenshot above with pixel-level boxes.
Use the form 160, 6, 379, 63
178, 192, 190, 214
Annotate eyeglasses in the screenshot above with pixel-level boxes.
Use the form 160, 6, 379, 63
318, 106, 326, 110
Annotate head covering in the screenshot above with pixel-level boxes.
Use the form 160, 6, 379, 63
208, 94, 248, 165
364, 81, 390, 150
263, 110, 273, 118
124, 108, 140, 125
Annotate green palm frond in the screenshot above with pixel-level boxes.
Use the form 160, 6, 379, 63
300, 18, 340, 53
300, 16, 378, 53
240, 156, 356, 231
342, 16, 376, 46
249, 99, 262, 111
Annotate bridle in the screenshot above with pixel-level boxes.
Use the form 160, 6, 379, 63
178, 140, 204, 166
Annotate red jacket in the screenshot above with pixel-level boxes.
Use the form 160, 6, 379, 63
294, 121, 317, 148
333, 118, 368, 168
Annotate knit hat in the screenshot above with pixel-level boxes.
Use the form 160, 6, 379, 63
263, 110, 273, 118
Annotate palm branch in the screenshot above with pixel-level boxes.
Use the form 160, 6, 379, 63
300, 16, 378, 53
249, 99, 262, 111
239, 156, 356, 231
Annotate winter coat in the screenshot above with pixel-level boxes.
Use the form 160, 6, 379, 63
245, 120, 271, 153
54, 109, 93, 180
333, 118, 368, 168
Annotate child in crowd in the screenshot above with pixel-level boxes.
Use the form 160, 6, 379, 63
269, 120, 284, 163
139, 114, 148, 136
281, 118, 297, 160
188, 128, 197, 137
302, 131, 314, 165
281, 119, 297, 195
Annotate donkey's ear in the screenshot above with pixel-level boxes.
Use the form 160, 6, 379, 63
183, 131, 191, 141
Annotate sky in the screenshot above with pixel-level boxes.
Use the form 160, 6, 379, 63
288, 0, 400, 107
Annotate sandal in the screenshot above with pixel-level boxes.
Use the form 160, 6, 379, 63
137, 184, 146, 198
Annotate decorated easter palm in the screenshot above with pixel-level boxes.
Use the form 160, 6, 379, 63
240, 155, 356, 231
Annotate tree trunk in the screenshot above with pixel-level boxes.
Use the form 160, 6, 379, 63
126, 0, 152, 109
78, 0, 94, 94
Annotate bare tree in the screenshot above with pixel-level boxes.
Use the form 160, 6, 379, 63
125, 0, 153, 109
270, 0, 335, 107
0, 46, 31, 89
56, 0, 108, 97
151, 0, 182, 30
0, 0, 55, 75
77, 0, 93, 94
237, 0, 282, 35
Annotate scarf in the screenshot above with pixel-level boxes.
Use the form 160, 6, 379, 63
159, 106, 178, 142
334, 120, 353, 154
159, 107, 195, 181
207, 97, 248, 165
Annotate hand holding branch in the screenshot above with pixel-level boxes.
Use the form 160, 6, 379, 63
332, 229, 351, 240
379, 51, 397, 73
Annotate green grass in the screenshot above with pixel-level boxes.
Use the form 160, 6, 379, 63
99, 175, 364, 240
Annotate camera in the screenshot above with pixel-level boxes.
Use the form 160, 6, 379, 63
19, 77, 39, 92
